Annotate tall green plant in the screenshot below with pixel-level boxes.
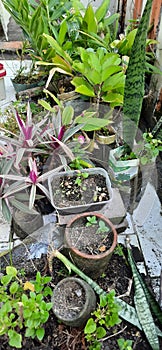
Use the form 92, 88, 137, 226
123, 0, 153, 150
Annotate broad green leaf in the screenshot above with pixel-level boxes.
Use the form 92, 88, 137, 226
86, 69, 101, 85
1, 274, 13, 286
8, 330, 22, 348
102, 72, 125, 91
75, 116, 108, 131
101, 65, 122, 82
6, 266, 18, 277
83, 5, 97, 34
62, 106, 74, 126
9, 281, 19, 294
58, 20, 68, 45
43, 34, 72, 63
103, 92, 123, 105
75, 85, 95, 97
84, 318, 96, 334
96, 326, 106, 339
36, 327, 45, 341
95, 0, 110, 22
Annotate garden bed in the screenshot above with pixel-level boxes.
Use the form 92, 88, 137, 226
0, 246, 161, 350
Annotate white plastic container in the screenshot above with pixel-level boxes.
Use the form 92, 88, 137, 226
0, 63, 6, 100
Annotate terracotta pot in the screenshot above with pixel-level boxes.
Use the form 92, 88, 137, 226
51, 277, 96, 327
64, 212, 118, 278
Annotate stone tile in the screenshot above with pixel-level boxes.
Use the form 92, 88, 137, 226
133, 184, 162, 278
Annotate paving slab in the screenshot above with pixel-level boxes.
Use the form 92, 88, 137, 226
133, 183, 162, 278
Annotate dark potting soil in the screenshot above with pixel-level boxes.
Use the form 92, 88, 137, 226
52, 280, 86, 319
52, 173, 109, 208
0, 248, 162, 350
67, 216, 114, 255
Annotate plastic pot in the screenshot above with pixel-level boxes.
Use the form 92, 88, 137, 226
109, 146, 139, 182
51, 277, 96, 327
64, 212, 118, 278
96, 125, 116, 145
48, 167, 112, 215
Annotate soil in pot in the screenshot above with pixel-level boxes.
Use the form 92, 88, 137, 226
51, 172, 110, 210
65, 213, 117, 278
52, 277, 96, 327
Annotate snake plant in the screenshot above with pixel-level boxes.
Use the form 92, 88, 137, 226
123, 0, 153, 151
48, 248, 162, 340
127, 244, 162, 350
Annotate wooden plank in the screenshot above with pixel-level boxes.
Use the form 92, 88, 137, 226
0, 41, 23, 51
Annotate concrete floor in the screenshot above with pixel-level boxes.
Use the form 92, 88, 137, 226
0, 60, 162, 303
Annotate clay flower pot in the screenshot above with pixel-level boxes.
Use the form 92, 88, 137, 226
51, 277, 96, 327
64, 212, 118, 278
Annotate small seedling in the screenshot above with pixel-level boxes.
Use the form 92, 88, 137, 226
86, 215, 98, 227
75, 172, 89, 190
96, 220, 110, 234
117, 338, 133, 350
114, 244, 124, 257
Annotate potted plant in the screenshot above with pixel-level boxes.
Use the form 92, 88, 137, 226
109, 0, 154, 182
64, 212, 117, 278
71, 47, 125, 110
95, 125, 116, 145
51, 277, 96, 327
48, 167, 112, 214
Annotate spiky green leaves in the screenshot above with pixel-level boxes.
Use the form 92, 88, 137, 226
123, 0, 153, 150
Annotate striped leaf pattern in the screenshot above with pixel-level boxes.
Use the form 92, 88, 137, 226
123, 0, 153, 150
127, 247, 160, 350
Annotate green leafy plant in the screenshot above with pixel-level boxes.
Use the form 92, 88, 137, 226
123, 0, 153, 151
84, 290, 121, 349
0, 266, 53, 348
74, 171, 89, 189
71, 47, 125, 109
117, 338, 133, 350
47, 248, 162, 340
136, 132, 162, 164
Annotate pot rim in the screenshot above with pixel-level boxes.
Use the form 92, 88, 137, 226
65, 211, 117, 259
52, 277, 96, 321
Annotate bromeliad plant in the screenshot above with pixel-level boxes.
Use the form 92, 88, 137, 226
0, 101, 94, 220
0, 265, 53, 348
